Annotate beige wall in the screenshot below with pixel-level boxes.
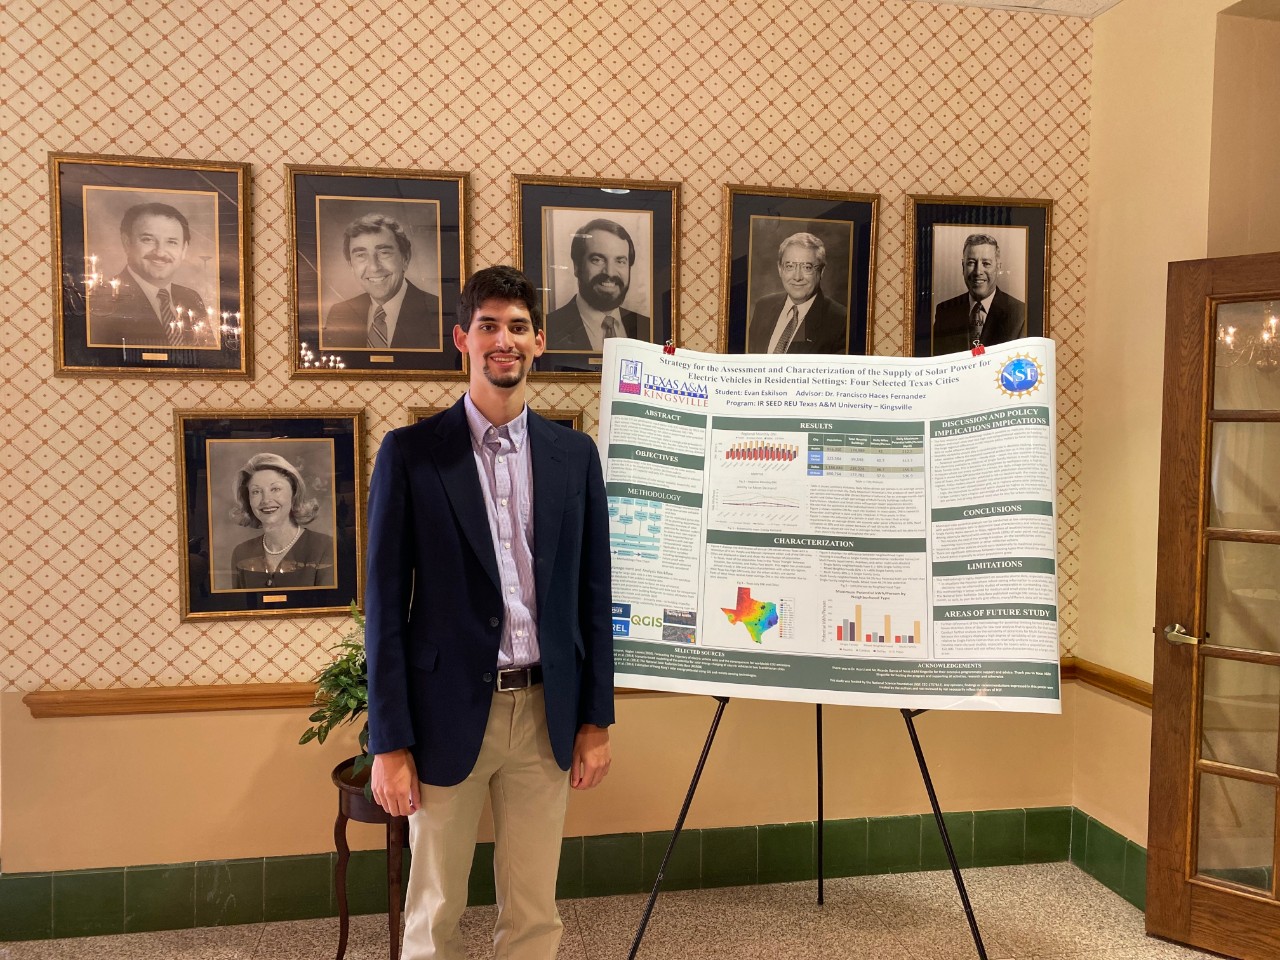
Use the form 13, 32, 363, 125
1071, 0, 1231, 844
1207, 11, 1280, 257
3, 689, 1074, 873
1076, 0, 1225, 682
1070, 683, 1151, 842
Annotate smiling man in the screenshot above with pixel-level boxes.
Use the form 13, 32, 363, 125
746, 231, 849, 354
544, 217, 650, 352
321, 213, 442, 351
89, 202, 216, 349
364, 265, 614, 960
931, 233, 1026, 355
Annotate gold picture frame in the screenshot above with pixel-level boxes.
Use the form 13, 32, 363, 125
719, 183, 879, 356
904, 194, 1053, 357
287, 164, 471, 379
513, 173, 681, 380
50, 151, 253, 378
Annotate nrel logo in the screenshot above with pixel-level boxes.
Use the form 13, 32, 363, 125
611, 602, 632, 636
619, 359, 642, 395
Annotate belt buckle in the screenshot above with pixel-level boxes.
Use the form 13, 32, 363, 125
496, 668, 527, 692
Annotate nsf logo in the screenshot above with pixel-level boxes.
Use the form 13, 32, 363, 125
996, 355, 1043, 398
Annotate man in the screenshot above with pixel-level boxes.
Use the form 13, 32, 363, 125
931, 233, 1027, 354
321, 213, 442, 350
544, 218, 650, 351
89, 202, 216, 348
365, 265, 614, 960
746, 232, 849, 354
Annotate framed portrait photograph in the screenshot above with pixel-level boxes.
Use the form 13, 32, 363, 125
719, 184, 878, 356
176, 409, 364, 621
409, 404, 584, 431
514, 174, 680, 378
905, 195, 1053, 357
288, 165, 470, 379
50, 152, 252, 378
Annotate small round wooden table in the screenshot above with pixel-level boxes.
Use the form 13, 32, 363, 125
332, 760, 409, 960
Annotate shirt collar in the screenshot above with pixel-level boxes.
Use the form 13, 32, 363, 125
463, 392, 529, 452
970, 289, 997, 313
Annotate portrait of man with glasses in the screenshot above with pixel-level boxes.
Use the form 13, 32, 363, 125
745, 230, 850, 354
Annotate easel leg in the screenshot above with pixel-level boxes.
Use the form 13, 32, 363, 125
628, 696, 730, 960
902, 709, 988, 960
816, 703, 824, 905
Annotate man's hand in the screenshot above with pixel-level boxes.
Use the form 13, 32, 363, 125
570, 724, 611, 790
371, 748, 420, 817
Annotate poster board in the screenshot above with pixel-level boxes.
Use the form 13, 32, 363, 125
598, 338, 1060, 713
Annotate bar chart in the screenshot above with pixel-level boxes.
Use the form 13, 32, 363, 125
834, 605, 921, 644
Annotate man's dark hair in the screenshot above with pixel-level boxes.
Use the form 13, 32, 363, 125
120, 202, 191, 244
457, 265, 543, 333
342, 213, 412, 262
569, 218, 635, 269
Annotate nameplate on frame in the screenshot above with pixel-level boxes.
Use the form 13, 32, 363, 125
262, 594, 288, 603
141, 352, 169, 361
370, 355, 395, 363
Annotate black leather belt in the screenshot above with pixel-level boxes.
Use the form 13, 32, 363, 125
496, 665, 542, 691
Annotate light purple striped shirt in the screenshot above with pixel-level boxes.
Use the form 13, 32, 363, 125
463, 393, 539, 668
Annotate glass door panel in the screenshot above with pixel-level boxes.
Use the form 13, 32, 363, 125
1200, 657, 1280, 774
1205, 541, 1280, 654
1196, 772, 1275, 893
1209, 423, 1280, 531
1214, 300, 1280, 409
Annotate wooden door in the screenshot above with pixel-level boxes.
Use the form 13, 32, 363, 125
1149, 251, 1280, 958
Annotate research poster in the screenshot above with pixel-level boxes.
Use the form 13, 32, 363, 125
598, 338, 1060, 713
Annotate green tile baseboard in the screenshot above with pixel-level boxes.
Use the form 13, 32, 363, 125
0, 805, 1136, 942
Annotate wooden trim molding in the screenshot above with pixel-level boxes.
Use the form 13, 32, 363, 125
23, 683, 318, 718
23, 659, 1153, 718
1060, 656, 1153, 709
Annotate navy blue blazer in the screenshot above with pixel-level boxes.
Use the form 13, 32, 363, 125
364, 398, 615, 786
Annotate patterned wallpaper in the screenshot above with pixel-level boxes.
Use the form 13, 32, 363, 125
0, 0, 1090, 690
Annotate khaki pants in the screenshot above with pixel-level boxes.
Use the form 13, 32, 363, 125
400, 685, 570, 960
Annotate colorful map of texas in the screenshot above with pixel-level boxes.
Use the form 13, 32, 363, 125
721, 586, 779, 644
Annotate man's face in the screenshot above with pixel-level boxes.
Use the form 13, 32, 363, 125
962, 243, 1000, 300
347, 227, 408, 304
122, 214, 188, 287
575, 230, 631, 312
453, 298, 545, 391
777, 243, 822, 303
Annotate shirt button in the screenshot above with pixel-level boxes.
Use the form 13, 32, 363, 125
501, 498, 508, 506
497, 456, 505, 464
489, 617, 500, 627
508, 586, 515, 594
503, 542, 510, 550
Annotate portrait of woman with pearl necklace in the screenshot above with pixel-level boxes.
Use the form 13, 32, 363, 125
228, 451, 336, 589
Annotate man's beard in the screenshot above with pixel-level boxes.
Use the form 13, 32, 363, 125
481, 351, 528, 389
580, 273, 628, 312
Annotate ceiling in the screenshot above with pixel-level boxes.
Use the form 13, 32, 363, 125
926, 0, 1126, 17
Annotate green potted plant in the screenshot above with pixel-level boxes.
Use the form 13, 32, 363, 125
300, 603, 374, 797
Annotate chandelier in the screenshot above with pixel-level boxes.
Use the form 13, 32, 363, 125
1217, 302, 1280, 373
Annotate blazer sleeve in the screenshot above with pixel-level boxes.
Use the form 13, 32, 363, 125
363, 429, 418, 755
576, 439, 615, 727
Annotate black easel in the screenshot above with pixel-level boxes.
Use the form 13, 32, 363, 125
902, 708, 987, 959
628, 699, 988, 960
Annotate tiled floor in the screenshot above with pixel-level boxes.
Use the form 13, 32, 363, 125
0, 863, 1221, 959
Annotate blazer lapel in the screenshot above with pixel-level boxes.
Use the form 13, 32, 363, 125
529, 412, 568, 612
428, 399, 502, 591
